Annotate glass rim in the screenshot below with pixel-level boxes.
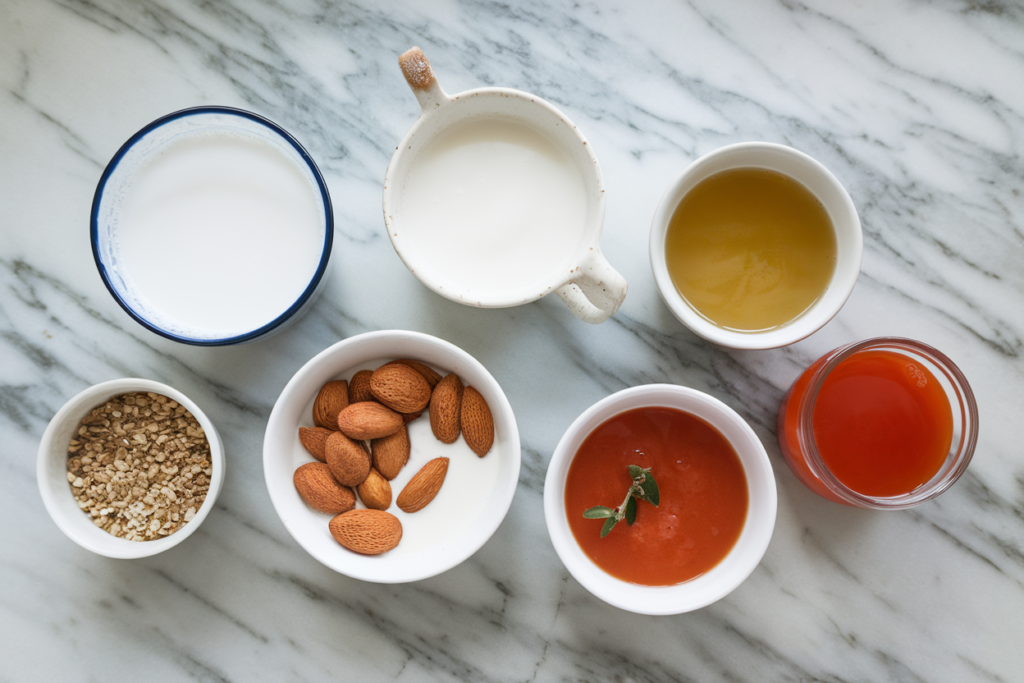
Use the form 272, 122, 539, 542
797, 337, 979, 509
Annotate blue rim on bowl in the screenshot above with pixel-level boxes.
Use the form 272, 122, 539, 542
90, 106, 334, 346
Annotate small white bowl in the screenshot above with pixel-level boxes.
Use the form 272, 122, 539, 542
37, 378, 226, 559
543, 384, 777, 615
264, 330, 521, 583
649, 142, 862, 349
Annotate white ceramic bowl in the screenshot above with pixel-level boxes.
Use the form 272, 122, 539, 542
264, 330, 521, 583
649, 142, 862, 349
544, 384, 777, 614
37, 378, 226, 559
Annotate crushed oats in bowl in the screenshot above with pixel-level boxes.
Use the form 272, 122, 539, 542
66, 392, 212, 541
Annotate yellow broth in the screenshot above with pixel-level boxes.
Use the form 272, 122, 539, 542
665, 168, 837, 332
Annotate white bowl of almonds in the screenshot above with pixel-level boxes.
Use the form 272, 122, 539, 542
37, 378, 225, 558
264, 330, 520, 583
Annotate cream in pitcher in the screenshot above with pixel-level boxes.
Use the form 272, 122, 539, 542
384, 47, 627, 324
401, 118, 588, 294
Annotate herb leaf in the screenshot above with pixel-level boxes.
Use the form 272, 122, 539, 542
583, 506, 616, 519
600, 516, 618, 538
584, 464, 662, 539
641, 473, 660, 506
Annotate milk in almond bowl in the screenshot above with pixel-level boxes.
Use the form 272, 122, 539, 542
293, 359, 504, 555
92, 108, 332, 344
384, 47, 627, 324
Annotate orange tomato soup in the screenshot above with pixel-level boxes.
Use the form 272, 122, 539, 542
564, 407, 748, 586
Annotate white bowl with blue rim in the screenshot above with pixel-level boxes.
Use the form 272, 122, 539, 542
91, 106, 333, 345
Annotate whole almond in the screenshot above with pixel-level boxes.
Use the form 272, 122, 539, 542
429, 373, 463, 444
357, 468, 393, 511
298, 426, 334, 462
370, 364, 432, 413
293, 462, 356, 514
397, 457, 449, 513
313, 380, 349, 431
385, 359, 442, 389
336, 402, 404, 440
461, 386, 494, 457
325, 431, 371, 487
349, 370, 375, 403
329, 509, 402, 555
401, 408, 424, 424
371, 425, 410, 480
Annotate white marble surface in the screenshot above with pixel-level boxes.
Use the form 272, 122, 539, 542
2, 0, 1023, 680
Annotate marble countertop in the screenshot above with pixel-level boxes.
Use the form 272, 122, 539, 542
3, 0, 1022, 680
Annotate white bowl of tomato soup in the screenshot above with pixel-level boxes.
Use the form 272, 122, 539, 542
543, 384, 777, 614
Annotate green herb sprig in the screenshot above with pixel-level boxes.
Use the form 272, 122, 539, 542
583, 465, 660, 538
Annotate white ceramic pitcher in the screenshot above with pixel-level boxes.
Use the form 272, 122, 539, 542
383, 47, 627, 324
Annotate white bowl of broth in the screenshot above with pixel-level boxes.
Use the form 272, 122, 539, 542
649, 143, 862, 349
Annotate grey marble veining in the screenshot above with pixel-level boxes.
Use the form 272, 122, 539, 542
2, 0, 1023, 681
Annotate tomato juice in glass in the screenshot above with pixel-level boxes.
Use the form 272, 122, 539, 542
777, 338, 978, 509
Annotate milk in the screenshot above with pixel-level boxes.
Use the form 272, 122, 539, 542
395, 409, 502, 552
400, 118, 588, 294
115, 133, 325, 339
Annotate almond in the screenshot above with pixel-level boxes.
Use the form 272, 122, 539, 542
336, 402, 404, 440
325, 431, 371, 487
385, 358, 442, 389
370, 364, 432, 413
371, 425, 410, 480
293, 462, 356, 514
401, 408, 424, 423
349, 369, 375, 403
429, 373, 463, 444
313, 380, 349, 431
461, 386, 494, 457
329, 509, 402, 555
298, 426, 334, 462
357, 468, 392, 510
397, 457, 449, 513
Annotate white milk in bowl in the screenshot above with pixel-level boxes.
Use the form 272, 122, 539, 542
93, 109, 331, 344
399, 118, 588, 297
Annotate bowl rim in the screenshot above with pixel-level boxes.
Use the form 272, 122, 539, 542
648, 141, 863, 350
90, 105, 334, 346
543, 383, 777, 614
263, 329, 521, 583
36, 378, 226, 559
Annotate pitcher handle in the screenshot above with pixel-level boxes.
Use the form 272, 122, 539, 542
554, 250, 628, 324
399, 47, 450, 112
